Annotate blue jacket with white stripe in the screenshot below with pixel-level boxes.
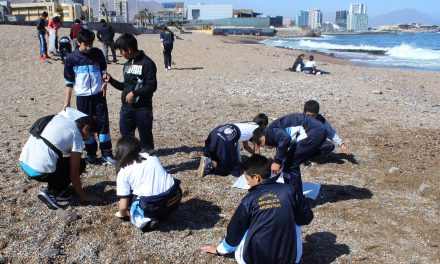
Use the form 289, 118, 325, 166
64, 48, 107, 96
264, 113, 325, 164
218, 177, 313, 264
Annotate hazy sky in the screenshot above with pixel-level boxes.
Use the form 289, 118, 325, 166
155, 0, 440, 19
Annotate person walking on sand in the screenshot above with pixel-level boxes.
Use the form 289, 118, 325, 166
19, 108, 101, 210
36, 11, 49, 60
160, 26, 175, 70
70, 19, 82, 51
97, 19, 117, 64
104, 33, 157, 152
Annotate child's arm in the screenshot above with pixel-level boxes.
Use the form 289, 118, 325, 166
293, 191, 314, 226
134, 60, 157, 97
118, 198, 130, 216
242, 141, 254, 155
63, 56, 75, 110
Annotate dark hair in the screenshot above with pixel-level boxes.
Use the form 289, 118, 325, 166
74, 19, 81, 24
115, 135, 144, 173
309, 55, 314, 61
42, 11, 48, 18
115, 33, 138, 51
53, 16, 61, 23
252, 126, 266, 146
80, 15, 85, 20
298, 53, 305, 59
77, 29, 95, 44
241, 155, 271, 179
304, 100, 320, 114
162, 26, 168, 30
100, 19, 106, 23
75, 116, 97, 133
253, 113, 268, 127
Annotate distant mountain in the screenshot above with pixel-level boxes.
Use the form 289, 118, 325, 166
369, 9, 440, 27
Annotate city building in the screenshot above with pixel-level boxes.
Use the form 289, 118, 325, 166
233, 9, 262, 18
114, 0, 129, 23
295, 10, 308, 27
156, 2, 185, 23
321, 21, 334, 32
308, 8, 322, 30
283, 18, 293, 27
270, 16, 283, 27
0, 1, 11, 22
336, 10, 348, 30
10, 1, 90, 22
185, 3, 232, 21
347, 3, 368, 32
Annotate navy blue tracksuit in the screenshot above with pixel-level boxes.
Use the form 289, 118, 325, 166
203, 124, 241, 176
264, 114, 326, 193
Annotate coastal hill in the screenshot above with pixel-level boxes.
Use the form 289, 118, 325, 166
369, 8, 440, 27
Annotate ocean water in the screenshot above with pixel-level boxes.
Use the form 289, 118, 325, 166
261, 32, 440, 71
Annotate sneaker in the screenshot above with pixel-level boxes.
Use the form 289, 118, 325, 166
140, 219, 159, 232
54, 190, 72, 201
197, 156, 212, 177
39, 55, 45, 61
84, 155, 103, 165
37, 191, 61, 210
112, 59, 118, 63
100, 154, 116, 165
167, 66, 171, 70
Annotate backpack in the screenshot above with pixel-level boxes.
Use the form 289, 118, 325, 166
29, 115, 63, 157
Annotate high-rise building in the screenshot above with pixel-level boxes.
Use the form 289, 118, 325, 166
336, 10, 348, 29
347, 3, 368, 31
295, 10, 308, 27
308, 8, 322, 30
114, 0, 129, 23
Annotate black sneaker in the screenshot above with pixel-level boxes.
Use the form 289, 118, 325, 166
85, 155, 103, 165
37, 191, 61, 210
55, 190, 72, 201
140, 219, 159, 232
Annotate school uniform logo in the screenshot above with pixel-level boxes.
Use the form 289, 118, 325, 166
124, 65, 143, 75
217, 124, 238, 142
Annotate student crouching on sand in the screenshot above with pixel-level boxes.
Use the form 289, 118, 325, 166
64, 29, 116, 165
19, 108, 100, 210
114, 136, 182, 232
197, 114, 268, 177
252, 113, 326, 194
304, 55, 330, 75
291, 54, 305, 72
201, 154, 314, 264
104, 33, 158, 152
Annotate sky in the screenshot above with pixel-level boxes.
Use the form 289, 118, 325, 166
154, 0, 440, 19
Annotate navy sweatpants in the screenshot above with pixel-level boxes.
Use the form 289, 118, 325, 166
120, 108, 154, 151
203, 124, 241, 176
282, 127, 326, 194
76, 93, 113, 156
163, 46, 173, 68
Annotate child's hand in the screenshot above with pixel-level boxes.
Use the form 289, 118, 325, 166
271, 163, 281, 175
201, 246, 218, 255
102, 72, 111, 82
115, 211, 130, 221
125, 91, 135, 103
340, 143, 352, 155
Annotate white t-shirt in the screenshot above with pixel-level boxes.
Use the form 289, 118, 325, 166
234, 122, 259, 142
305, 61, 316, 68
116, 153, 175, 197
19, 112, 85, 174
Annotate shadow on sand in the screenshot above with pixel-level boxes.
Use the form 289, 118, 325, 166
301, 231, 350, 263
314, 184, 373, 206
312, 153, 360, 165
152, 145, 202, 157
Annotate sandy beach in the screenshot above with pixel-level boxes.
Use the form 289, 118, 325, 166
0, 24, 439, 263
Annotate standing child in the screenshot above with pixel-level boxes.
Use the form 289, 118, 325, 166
160, 26, 175, 70
36, 11, 49, 60
201, 155, 314, 264
197, 114, 268, 177
114, 136, 182, 232
252, 113, 326, 194
64, 29, 116, 164
104, 33, 157, 152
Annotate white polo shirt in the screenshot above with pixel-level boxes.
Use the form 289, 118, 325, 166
234, 122, 259, 142
116, 153, 175, 197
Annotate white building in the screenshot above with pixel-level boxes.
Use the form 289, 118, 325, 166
347, 3, 368, 31
308, 8, 322, 30
114, 0, 129, 23
186, 4, 232, 21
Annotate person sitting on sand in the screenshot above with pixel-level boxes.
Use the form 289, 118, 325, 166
114, 135, 182, 232
197, 114, 268, 177
19, 108, 100, 210
304, 55, 330, 75
291, 54, 305, 72
201, 154, 314, 264
304, 100, 352, 157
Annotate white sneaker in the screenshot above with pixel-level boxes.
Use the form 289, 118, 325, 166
167, 66, 171, 70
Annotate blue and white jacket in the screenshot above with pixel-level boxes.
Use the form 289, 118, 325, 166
64, 48, 107, 96
216, 177, 313, 264
263, 114, 325, 164
316, 114, 344, 146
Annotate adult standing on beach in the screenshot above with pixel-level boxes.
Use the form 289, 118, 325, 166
36, 11, 49, 60
97, 19, 117, 64
160, 26, 174, 70
70, 19, 82, 51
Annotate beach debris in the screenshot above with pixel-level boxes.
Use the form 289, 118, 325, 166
372, 90, 383, 95
387, 167, 401, 174
178, 229, 193, 238
41, 248, 60, 258
56, 209, 79, 225
418, 183, 431, 196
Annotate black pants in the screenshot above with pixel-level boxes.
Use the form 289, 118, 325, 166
203, 124, 241, 176
76, 93, 113, 156
282, 127, 326, 194
163, 46, 173, 68
59, 43, 72, 63
31, 157, 86, 195
120, 107, 154, 151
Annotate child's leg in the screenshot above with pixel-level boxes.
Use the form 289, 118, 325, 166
76, 95, 98, 157
133, 109, 154, 151
94, 95, 113, 156
207, 125, 241, 176
119, 108, 136, 136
